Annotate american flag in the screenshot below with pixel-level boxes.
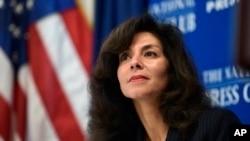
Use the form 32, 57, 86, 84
0, 0, 93, 140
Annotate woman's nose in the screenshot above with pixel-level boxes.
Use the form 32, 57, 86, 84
130, 56, 143, 70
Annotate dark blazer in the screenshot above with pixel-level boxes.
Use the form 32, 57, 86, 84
137, 108, 241, 141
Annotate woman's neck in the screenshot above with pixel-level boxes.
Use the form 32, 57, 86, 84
133, 99, 169, 141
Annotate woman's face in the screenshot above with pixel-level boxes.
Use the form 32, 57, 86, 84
117, 32, 169, 100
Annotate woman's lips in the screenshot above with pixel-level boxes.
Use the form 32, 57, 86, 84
129, 75, 148, 82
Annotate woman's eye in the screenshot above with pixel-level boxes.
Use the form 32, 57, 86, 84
145, 51, 157, 57
119, 53, 130, 62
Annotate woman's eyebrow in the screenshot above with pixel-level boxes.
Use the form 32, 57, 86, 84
141, 44, 161, 51
121, 44, 161, 54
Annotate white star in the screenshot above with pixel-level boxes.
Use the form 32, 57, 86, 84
26, 0, 34, 10
14, 3, 23, 14
9, 23, 16, 32
9, 23, 21, 38
10, 0, 17, 7
12, 50, 19, 64
0, 0, 4, 9
13, 27, 21, 38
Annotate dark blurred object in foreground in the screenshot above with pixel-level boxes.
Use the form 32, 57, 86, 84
236, 0, 250, 70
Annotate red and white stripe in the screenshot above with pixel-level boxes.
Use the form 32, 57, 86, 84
12, 1, 94, 141
26, 12, 89, 141
0, 47, 14, 141
22, 65, 59, 141
13, 65, 27, 141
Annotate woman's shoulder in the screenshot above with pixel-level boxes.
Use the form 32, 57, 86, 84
189, 107, 241, 141
199, 107, 241, 124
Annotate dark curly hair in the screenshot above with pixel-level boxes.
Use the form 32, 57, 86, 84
87, 14, 210, 141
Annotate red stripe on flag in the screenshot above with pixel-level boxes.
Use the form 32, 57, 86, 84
27, 25, 85, 141
13, 82, 27, 141
61, 8, 93, 75
0, 94, 11, 141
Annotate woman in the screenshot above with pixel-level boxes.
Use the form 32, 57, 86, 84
88, 14, 241, 141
